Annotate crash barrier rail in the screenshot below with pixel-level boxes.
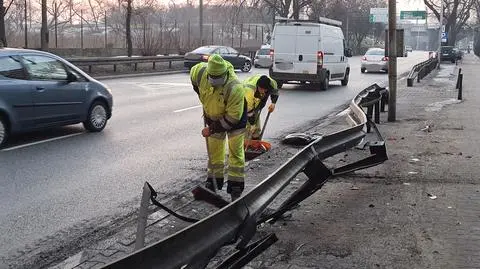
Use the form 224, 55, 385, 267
407, 57, 439, 87
67, 55, 185, 73
102, 84, 390, 269
456, 68, 463, 100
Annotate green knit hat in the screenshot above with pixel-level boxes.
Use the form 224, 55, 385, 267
207, 54, 227, 76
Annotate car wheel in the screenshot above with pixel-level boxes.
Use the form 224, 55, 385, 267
83, 101, 108, 132
341, 68, 349, 86
0, 115, 8, 148
241, 60, 252, 72
320, 74, 329, 91
254, 64, 259, 68
361, 68, 366, 73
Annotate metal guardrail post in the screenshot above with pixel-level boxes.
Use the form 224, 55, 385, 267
153, 62, 156, 70
135, 182, 153, 250
169, 60, 172, 69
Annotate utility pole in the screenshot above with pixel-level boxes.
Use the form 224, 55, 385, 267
346, 15, 349, 46
438, 0, 443, 68
104, 10, 107, 49
199, 0, 203, 46
387, 0, 397, 122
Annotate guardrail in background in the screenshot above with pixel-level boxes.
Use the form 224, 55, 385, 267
67, 55, 185, 73
407, 57, 439, 87
101, 84, 390, 269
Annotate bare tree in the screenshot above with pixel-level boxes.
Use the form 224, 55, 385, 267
424, 0, 475, 45
126, 0, 132, 56
0, 0, 15, 46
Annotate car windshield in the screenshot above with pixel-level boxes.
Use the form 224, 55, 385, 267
257, 49, 270, 55
192, 46, 216, 54
366, 49, 384, 56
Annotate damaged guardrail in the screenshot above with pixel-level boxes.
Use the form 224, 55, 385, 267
102, 84, 390, 269
407, 57, 439, 87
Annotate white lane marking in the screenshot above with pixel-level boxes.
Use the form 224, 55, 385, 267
174, 105, 202, 113
1, 133, 84, 152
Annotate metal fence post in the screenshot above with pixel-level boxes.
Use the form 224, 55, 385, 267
456, 68, 462, 89
135, 182, 152, 250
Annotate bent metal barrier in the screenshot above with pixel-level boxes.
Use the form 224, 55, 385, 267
67, 55, 185, 73
102, 84, 389, 269
407, 57, 439, 87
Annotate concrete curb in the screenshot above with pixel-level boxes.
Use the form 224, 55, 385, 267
94, 69, 188, 80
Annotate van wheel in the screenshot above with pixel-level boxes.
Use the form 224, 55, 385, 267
341, 69, 349, 86
83, 101, 108, 132
0, 116, 8, 148
320, 74, 329, 91
361, 68, 366, 73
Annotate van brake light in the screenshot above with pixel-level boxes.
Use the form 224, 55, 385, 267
317, 51, 323, 66
382, 56, 389, 61
269, 49, 274, 61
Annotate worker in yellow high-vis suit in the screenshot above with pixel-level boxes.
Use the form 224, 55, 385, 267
190, 54, 247, 201
244, 75, 279, 139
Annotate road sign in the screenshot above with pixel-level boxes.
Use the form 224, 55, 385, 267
400, 11, 426, 20
369, 14, 388, 23
441, 32, 448, 43
370, 8, 388, 15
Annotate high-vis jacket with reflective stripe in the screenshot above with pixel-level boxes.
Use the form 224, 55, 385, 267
243, 75, 279, 114
190, 62, 247, 133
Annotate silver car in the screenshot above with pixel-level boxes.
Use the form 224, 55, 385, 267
361, 48, 388, 73
253, 47, 272, 68
0, 48, 113, 147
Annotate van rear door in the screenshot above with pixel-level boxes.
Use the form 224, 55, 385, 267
294, 25, 319, 74
272, 25, 297, 73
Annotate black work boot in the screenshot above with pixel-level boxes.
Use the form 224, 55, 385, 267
227, 181, 245, 201
205, 177, 224, 192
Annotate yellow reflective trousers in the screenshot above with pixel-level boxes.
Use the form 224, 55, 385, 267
207, 130, 245, 183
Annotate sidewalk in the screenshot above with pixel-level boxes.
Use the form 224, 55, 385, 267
245, 54, 480, 268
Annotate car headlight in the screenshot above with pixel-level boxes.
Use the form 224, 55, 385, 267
106, 87, 112, 94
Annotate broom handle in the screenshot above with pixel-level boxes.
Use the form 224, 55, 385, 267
258, 111, 272, 141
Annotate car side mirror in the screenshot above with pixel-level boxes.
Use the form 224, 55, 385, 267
345, 48, 353, 58
66, 71, 77, 83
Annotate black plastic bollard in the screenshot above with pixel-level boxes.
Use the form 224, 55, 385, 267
458, 74, 463, 100
456, 68, 462, 89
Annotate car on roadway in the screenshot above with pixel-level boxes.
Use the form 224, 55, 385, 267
0, 48, 113, 147
440, 46, 457, 63
361, 48, 388, 73
183, 45, 252, 72
254, 44, 272, 68
405, 45, 413, 52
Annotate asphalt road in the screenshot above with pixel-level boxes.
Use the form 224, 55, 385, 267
0, 51, 428, 257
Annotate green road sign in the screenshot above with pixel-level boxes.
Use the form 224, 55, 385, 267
400, 11, 426, 20
369, 14, 388, 23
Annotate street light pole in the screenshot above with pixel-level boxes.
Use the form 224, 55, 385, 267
387, 0, 397, 122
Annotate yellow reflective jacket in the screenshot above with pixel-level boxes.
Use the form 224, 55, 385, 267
243, 75, 279, 114
190, 62, 247, 133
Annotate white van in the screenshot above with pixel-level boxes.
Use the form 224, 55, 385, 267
269, 17, 352, 90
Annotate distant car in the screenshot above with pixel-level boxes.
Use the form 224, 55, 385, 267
184, 46, 252, 72
440, 46, 457, 63
361, 48, 388, 73
0, 48, 113, 147
405, 46, 413, 52
254, 45, 272, 68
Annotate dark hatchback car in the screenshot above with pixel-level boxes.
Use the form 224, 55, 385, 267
184, 46, 252, 72
0, 48, 113, 147
440, 46, 457, 63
